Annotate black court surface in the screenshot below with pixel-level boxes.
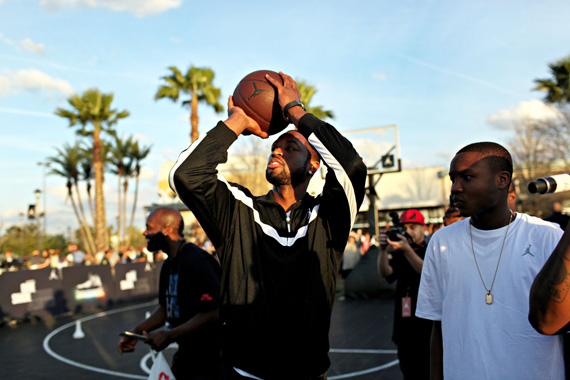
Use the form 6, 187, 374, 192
0, 298, 402, 380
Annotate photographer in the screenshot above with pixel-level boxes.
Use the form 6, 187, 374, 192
377, 209, 432, 380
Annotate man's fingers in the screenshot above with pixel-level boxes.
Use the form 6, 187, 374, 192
256, 131, 269, 139
279, 72, 295, 87
265, 73, 281, 88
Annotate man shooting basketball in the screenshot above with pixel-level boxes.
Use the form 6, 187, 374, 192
169, 72, 367, 379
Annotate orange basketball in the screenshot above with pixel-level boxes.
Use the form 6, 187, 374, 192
232, 70, 289, 135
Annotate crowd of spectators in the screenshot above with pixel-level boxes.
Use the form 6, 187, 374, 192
0, 244, 154, 274
0, 234, 217, 275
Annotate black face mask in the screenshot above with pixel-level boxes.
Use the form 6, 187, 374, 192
146, 232, 168, 253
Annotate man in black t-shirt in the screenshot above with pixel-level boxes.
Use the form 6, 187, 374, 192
118, 207, 221, 380
377, 209, 432, 380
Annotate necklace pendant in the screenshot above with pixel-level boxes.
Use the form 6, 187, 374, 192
486, 292, 493, 305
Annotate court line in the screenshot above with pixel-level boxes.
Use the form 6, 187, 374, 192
42, 301, 156, 379
328, 360, 400, 380
43, 301, 399, 379
330, 348, 397, 354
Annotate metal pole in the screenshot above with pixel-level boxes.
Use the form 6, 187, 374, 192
38, 162, 50, 237
35, 189, 41, 252
367, 173, 382, 240
19, 212, 24, 256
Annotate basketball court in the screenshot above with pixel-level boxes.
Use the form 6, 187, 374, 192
0, 297, 403, 380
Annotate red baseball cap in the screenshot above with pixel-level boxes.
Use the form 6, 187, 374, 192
399, 209, 425, 226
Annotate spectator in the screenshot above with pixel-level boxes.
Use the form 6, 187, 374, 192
340, 232, 361, 279
48, 249, 61, 269
28, 249, 49, 270
67, 244, 86, 266
360, 231, 371, 254
99, 249, 113, 266
378, 209, 431, 379
1, 250, 18, 271
416, 142, 564, 379
442, 206, 463, 226
118, 207, 221, 380
545, 201, 569, 230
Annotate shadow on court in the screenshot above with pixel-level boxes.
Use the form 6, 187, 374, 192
0, 298, 402, 380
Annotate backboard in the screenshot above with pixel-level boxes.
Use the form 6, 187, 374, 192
342, 124, 401, 175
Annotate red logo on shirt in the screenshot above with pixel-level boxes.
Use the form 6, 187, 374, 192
200, 293, 213, 301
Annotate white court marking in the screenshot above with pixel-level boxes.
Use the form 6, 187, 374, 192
42, 301, 399, 379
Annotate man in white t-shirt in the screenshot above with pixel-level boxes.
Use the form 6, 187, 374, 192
416, 142, 565, 380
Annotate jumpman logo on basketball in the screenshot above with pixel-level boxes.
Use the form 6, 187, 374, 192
248, 82, 267, 100
522, 244, 534, 257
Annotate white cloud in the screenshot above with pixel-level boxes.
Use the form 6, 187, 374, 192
0, 69, 74, 97
39, 0, 181, 17
486, 99, 561, 130
373, 73, 387, 81
19, 38, 46, 56
0, 107, 55, 117
0, 75, 12, 96
1, 34, 14, 46
395, 52, 519, 96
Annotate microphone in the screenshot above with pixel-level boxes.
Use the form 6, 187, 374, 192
528, 174, 570, 194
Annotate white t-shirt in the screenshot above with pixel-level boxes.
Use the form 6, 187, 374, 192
416, 213, 565, 380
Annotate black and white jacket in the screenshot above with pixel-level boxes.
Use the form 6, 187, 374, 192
170, 113, 367, 380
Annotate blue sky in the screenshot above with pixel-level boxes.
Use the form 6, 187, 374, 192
1, 0, 569, 237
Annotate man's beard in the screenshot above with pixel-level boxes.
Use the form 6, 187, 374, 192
266, 166, 307, 188
146, 233, 167, 253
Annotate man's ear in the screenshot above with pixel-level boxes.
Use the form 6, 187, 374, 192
497, 171, 511, 190
162, 226, 173, 237
310, 161, 320, 174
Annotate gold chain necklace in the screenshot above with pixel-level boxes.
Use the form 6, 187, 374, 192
469, 211, 513, 305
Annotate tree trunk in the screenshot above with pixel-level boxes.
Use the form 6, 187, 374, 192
126, 168, 140, 248
93, 126, 108, 251
190, 91, 199, 142
123, 178, 128, 247
87, 182, 96, 228
117, 167, 123, 249
74, 179, 97, 255
68, 184, 92, 256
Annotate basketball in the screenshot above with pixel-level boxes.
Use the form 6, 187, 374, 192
232, 70, 289, 135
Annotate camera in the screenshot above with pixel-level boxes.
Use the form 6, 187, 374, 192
387, 211, 413, 243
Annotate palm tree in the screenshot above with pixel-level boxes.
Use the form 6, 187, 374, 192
79, 147, 96, 228
534, 56, 570, 165
297, 80, 335, 121
155, 66, 224, 142
126, 140, 151, 248
47, 143, 96, 255
55, 88, 130, 251
534, 56, 570, 105
108, 135, 134, 246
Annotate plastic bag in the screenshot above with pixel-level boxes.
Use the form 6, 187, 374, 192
148, 351, 176, 380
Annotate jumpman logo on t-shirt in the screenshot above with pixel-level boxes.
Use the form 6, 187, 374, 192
522, 244, 534, 257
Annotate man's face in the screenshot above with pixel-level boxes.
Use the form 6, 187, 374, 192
404, 223, 424, 245
449, 152, 499, 217
266, 133, 311, 187
143, 214, 166, 253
